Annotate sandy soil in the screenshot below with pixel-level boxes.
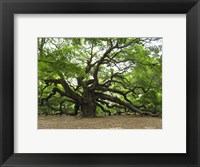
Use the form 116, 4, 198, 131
38, 115, 162, 129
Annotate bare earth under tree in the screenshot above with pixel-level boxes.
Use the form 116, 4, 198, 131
38, 115, 162, 129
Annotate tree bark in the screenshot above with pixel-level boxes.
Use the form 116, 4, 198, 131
81, 90, 96, 117
81, 102, 96, 117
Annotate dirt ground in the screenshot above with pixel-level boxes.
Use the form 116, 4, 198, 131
38, 115, 162, 129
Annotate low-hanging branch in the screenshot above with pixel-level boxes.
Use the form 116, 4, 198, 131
95, 92, 143, 114
95, 102, 111, 116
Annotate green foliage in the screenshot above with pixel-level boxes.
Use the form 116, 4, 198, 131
38, 38, 162, 116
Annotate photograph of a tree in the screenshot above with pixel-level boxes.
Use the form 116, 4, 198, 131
38, 38, 162, 121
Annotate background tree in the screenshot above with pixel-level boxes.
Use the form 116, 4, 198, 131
38, 38, 162, 117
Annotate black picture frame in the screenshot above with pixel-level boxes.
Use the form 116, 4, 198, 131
0, 0, 200, 166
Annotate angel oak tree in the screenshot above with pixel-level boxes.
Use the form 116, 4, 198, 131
38, 38, 162, 117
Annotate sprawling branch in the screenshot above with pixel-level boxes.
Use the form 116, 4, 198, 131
97, 99, 124, 110
39, 82, 52, 99
95, 102, 111, 116
95, 92, 160, 116
40, 87, 65, 106
93, 44, 118, 87
45, 78, 82, 103
96, 86, 133, 105
95, 92, 142, 114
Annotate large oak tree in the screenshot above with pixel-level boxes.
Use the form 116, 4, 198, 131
38, 38, 162, 117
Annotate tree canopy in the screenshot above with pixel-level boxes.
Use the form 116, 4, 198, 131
38, 38, 162, 117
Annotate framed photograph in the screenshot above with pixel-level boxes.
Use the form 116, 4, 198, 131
0, 0, 199, 166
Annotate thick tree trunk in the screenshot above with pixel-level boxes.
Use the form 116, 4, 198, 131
81, 102, 96, 117
81, 90, 96, 117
